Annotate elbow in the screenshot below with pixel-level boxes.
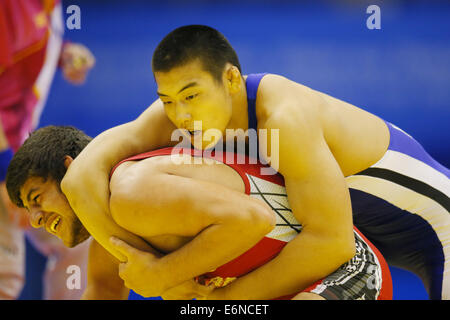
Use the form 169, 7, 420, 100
60, 164, 91, 197
109, 189, 127, 228
60, 174, 74, 195
223, 199, 275, 241
60, 174, 82, 205
340, 229, 357, 262
330, 235, 356, 267
246, 200, 276, 236
262, 207, 277, 234
344, 238, 356, 261
302, 226, 356, 270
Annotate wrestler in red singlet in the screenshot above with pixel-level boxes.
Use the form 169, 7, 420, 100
112, 147, 393, 300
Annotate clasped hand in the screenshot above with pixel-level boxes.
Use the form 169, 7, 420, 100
110, 237, 215, 299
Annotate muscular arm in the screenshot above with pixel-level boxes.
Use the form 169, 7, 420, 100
209, 75, 356, 299
61, 100, 177, 261
109, 162, 276, 295
81, 240, 129, 300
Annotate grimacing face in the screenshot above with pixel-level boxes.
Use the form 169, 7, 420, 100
19, 176, 90, 248
155, 59, 234, 150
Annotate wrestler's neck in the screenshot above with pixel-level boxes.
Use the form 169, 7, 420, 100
226, 75, 249, 132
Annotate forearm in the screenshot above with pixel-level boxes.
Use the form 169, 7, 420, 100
61, 120, 171, 261
61, 101, 175, 205
66, 123, 151, 184
60, 122, 151, 224
109, 171, 276, 289
67, 101, 175, 180
80, 204, 159, 262
154, 218, 273, 293
208, 229, 355, 300
79, 123, 150, 169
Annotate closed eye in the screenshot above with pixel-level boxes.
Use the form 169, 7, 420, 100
33, 194, 40, 205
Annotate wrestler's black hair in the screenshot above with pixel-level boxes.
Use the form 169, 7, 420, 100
152, 25, 242, 83
6, 126, 92, 208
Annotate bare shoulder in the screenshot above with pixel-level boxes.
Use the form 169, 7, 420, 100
257, 74, 322, 109
109, 155, 171, 192
253, 75, 328, 175
108, 156, 172, 227
256, 74, 323, 135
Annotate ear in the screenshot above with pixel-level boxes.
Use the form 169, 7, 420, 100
224, 65, 242, 94
63, 155, 74, 169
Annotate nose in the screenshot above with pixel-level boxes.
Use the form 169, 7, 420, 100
175, 102, 192, 123
29, 209, 45, 229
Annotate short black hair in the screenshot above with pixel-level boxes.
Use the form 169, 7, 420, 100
6, 126, 92, 208
152, 25, 242, 83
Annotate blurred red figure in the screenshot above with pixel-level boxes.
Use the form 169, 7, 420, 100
0, 0, 94, 300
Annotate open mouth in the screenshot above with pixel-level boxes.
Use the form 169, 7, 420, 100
47, 215, 61, 234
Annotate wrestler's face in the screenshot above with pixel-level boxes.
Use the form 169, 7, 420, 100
19, 176, 90, 248
155, 59, 234, 149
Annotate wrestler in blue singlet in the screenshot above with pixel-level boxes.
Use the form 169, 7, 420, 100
246, 73, 450, 300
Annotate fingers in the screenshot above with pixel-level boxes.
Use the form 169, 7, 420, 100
62, 43, 95, 67
189, 279, 216, 298
117, 261, 126, 279
109, 236, 137, 259
198, 283, 216, 296
62, 69, 87, 84
61, 42, 95, 85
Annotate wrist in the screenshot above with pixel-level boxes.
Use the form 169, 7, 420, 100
151, 257, 179, 293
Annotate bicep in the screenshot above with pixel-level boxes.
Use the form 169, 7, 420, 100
265, 109, 353, 237
283, 142, 353, 235
62, 100, 174, 210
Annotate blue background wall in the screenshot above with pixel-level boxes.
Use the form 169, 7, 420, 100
19, 0, 449, 300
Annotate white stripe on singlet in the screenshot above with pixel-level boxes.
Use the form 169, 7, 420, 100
247, 174, 301, 243
346, 174, 450, 299
369, 150, 450, 196
247, 173, 384, 299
